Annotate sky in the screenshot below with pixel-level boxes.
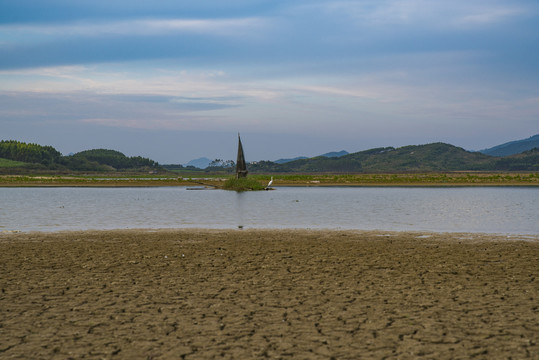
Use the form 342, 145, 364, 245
1, 0, 538, 164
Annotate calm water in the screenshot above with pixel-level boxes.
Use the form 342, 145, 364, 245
1, 187, 537, 234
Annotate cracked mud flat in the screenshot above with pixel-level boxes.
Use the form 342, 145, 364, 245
1, 229, 537, 359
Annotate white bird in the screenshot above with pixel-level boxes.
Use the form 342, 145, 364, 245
266, 176, 273, 189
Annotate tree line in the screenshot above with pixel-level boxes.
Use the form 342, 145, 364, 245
69, 149, 158, 170
0, 140, 160, 171
2, 140, 537, 173
0, 140, 62, 166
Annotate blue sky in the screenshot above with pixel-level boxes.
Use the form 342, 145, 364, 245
1, 0, 538, 163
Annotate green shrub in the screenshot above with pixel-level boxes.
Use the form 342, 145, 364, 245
222, 178, 265, 191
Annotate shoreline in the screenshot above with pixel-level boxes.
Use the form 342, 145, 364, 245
1, 183, 538, 188
1, 172, 537, 187
1, 180, 537, 187
1, 229, 538, 359
2, 227, 539, 239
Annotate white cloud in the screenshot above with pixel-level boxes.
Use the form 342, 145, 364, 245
78, 116, 216, 131
453, 7, 528, 26
294, 85, 378, 99
309, 0, 532, 29
0, 17, 268, 39
0, 64, 286, 105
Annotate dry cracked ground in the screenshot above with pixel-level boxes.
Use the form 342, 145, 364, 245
1, 229, 537, 359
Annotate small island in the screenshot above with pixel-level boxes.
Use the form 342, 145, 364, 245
222, 134, 270, 191
222, 177, 266, 191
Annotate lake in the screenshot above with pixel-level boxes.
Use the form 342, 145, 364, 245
1, 187, 537, 234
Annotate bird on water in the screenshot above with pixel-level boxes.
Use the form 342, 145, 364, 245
266, 176, 273, 190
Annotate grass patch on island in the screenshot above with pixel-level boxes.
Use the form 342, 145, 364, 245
0, 158, 32, 168
222, 177, 266, 191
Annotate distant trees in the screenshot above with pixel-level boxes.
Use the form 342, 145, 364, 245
0, 140, 160, 171
70, 149, 158, 170
205, 159, 235, 172
0, 140, 62, 166
248, 160, 288, 173
492, 148, 539, 171
208, 159, 235, 168
1, 140, 537, 173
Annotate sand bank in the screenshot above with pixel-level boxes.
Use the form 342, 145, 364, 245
1, 229, 537, 359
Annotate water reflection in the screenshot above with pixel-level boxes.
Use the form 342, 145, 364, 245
236, 191, 245, 229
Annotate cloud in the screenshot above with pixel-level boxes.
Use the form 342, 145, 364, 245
0, 90, 240, 131
0, 65, 284, 105
1, 0, 538, 160
0, 17, 274, 70
0, 17, 267, 39
1, 44, 537, 137
2, 1, 536, 73
303, 0, 534, 29
0, 0, 284, 24
453, 7, 527, 26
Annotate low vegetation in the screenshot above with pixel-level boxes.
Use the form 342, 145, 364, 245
247, 173, 539, 186
0, 158, 32, 168
0, 172, 537, 187
222, 178, 266, 191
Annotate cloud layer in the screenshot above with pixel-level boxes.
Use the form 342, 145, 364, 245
1, 0, 538, 162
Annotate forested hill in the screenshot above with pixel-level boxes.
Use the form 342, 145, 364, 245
0, 140, 62, 166
70, 149, 158, 170
249, 143, 538, 172
0, 140, 159, 172
2, 140, 537, 173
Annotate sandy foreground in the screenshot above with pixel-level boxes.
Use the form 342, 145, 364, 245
0, 229, 537, 359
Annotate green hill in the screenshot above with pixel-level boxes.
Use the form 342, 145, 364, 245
2, 139, 537, 174
0, 140, 160, 172
491, 148, 539, 171
0, 140, 62, 167
347, 143, 493, 172
69, 149, 158, 170
249, 143, 535, 173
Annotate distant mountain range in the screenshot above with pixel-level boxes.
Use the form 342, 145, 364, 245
184, 157, 212, 169
185, 151, 350, 168
180, 136, 538, 171
273, 156, 308, 164
479, 134, 539, 157
248, 142, 538, 173
4, 135, 536, 173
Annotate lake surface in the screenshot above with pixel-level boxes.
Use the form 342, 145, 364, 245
1, 187, 537, 234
